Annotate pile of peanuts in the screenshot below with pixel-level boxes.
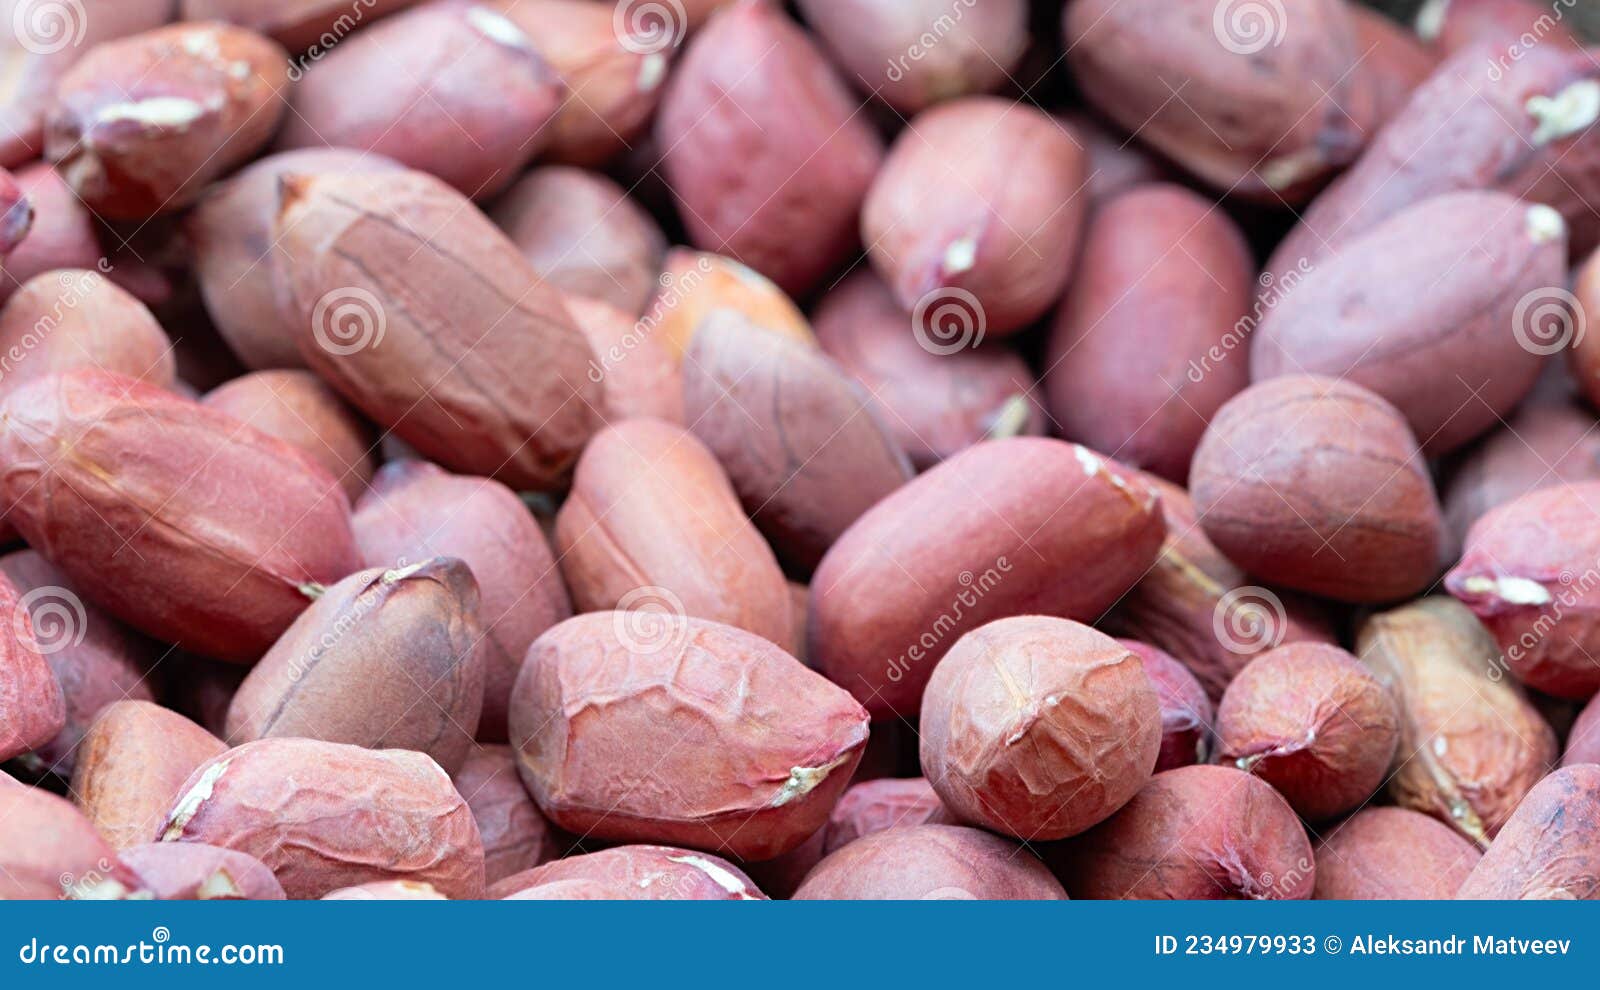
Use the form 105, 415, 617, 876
1, 0, 1599, 901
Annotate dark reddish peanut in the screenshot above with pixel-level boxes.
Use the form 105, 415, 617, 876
1060, 112, 1174, 208
202, 370, 377, 502
1447, 482, 1600, 698
1265, 44, 1600, 283
0, 165, 102, 298
0, 784, 141, 898
1065, 0, 1375, 202
554, 418, 791, 647
655, 0, 883, 296
489, 166, 666, 315
566, 295, 683, 425
1350, 5, 1439, 126
1357, 597, 1558, 846
72, 701, 227, 851
0, 569, 65, 762
795, 0, 1027, 113
823, 777, 948, 854
1216, 643, 1400, 821
1107, 473, 1338, 701
1121, 640, 1212, 772
1190, 375, 1444, 603
45, 23, 289, 218
277, 169, 604, 490
1416, 0, 1581, 53
510, 612, 869, 861
1, 550, 156, 778
1314, 807, 1482, 900
684, 316, 913, 574
812, 271, 1043, 470
921, 618, 1161, 840
794, 824, 1066, 900
180, 0, 421, 50
118, 842, 285, 900
322, 881, 447, 900
278, 2, 562, 197
490, 845, 766, 900
187, 148, 404, 371
862, 97, 1085, 336
0, 370, 360, 661
812, 437, 1164, 719
492, 0, 670, 165
1566, 693, 1600, 766
159, 738, 485, 899
0, 0, 175, 167
650, 249, 814, 361
1046, 184, 1253, 481
1252, 193, 1561, 455
352, 460, 570, 741
1458, 764, 1600, 899
225, 559, 486, 773
453, 745, 560, 885
0, 269, 175, 397
1568, 245, 1600, 406
1054, 765, 1314, 900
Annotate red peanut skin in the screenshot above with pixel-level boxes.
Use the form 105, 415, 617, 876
554, 418, 792, 648
811, 270, 1043, 470
1351, 5, 1440, 126
452, 744, 560, 885
0, 165, 101, 303
0, 370, 361, 661
921, 617, 1162, 841
1191, 375, 1444, 603
489, 166, 666, 316
1064, 0, 1374, 202
118, 842, 285, 900
0, 550, 157, 778
203, 370, 377, 503
1216, 644, 1401, 822
1060, 112, 1175, 209
809, 437, 1166, 720
823, 777, 948, 855
1120, 640, 1212, 773
71, 700, 227, 852
565, 295, 683, 425
353, 460, 571, 742
45, 23, 289, 218
650, 248, 815, 360
1458, 764, 1600, 899
1052, 765, 1314, 900
1447, 481, 1600, 698
490, 845, 767, 900
158, 738, 486, 899
1046, 184, 1253, 481
225, 559, 487, 773
180, 0, 421, 50
277, 169, 604, 490
0, 166, 30, 257
187, 148, 405, 371
794, 824, 1067, 900
863, 97, 1085, 336
1568, 244, 1600, 407
795, 0, 1027, 114
655, 0, 883, 297
1417, 0, 1581, 54
1252, 192, 1560, 455
683, 317, 913, 574
1313, 807, 1482, 900
278, 2, 562, 198
0, 784, 140, 899
510, 612, 870, 861
1566, 693, 1600, 766
0, 270, 175, 397
0, 570, 65, 762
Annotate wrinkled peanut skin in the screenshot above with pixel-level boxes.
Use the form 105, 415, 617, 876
794, 824, 1066, 900
822, 777, 950, 855
1357, 597, 1558, 846
0, 784, 140, 899
0, 370, 360, 661
921, 617, 1161, 841
510, 612, 869, 861
179, 0, 421, 50
1120, 640, 1212, 773
0, 569, 65, 762
1313, 807, 1481, 900
490, 845, 766, 900
0, 270, 175, 398
118, 842, 286, 900
159, 738, 485, 899
452, 745, 560, 886
1458, 764, 1600, 899
72, 700, 227, 852
202, 370, 377, 503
